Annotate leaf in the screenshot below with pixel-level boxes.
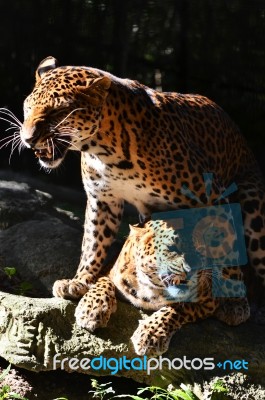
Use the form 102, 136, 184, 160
113, 396, 147, 400
16, 282, 33, 295
6, 393, 29, 400
0, 384, 11, 398
171, 384, 200, 400
0, 365, 11, 382
19, 282, 33, 291
52, 398, 69, 400
3, 267, 16, 277
137, 386, 170, 398
170, 391, 192, 400
136, 388, 149, 395
211, 380, 229, 394
137, 386, 165, 394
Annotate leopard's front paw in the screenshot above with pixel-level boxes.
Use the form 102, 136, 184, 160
131, 316, 175, 356
53, 278, 89, 300
214, 297, 250, 326
75, 277, 117, 331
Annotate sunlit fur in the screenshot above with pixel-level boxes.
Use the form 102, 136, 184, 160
0, 107, 82, 169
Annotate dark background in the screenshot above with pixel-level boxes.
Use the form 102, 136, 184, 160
0, 0, 265, 189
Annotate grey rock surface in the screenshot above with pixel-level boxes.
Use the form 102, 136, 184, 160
0, 179, 83, 295
0, 289, 265, 389
0, 217, 82, 295
0, 180, 52, 229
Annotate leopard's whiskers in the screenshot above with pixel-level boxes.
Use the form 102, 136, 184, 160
0, 108, 25, 163
0, 133, 19, 149
56, 137, 80, 152
9, 136, 22, 164
0, 108, 23, 127
54, 108, 85, 129
50, 138, 55, 161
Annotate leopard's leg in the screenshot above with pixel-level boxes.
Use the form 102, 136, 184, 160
53, 197, 124, 299
75, 276, 117, 331
236, 169, 265, 288
131, 299, 219, 356
235, 169, 265, 324
212, 266, 250, 325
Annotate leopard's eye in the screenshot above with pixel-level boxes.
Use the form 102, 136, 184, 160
42, 106, 69, 124
47, 108, 64, 117
47, 105, 68, 115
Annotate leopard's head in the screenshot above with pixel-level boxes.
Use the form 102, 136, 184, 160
21, 56, 111, 168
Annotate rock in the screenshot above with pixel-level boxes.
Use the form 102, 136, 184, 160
0, 289, 265, 390
0, 217, 82, 295
0, 180, 52, 229
0, 178, 84, 296
0, 291, 139, 378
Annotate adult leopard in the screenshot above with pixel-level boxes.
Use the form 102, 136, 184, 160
19, 56, 265, 355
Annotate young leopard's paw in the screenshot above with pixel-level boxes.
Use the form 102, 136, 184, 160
214, 297, 250, 326
53, 278, 89, 300
75, 277, 117, 331
131, 315, 175, 356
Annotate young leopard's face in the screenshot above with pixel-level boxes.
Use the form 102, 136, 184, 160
20, 57, 111, 168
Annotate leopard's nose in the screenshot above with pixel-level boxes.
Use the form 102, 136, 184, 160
20, 124, 37, 148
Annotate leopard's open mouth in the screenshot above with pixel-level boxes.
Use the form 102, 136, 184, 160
34, 146, 53, 160
33, 136, 71, 164
160, 273, 188, 287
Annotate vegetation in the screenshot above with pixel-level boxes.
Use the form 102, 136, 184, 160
0, 366, 231, 400
88, 379, 230, 400
2, 267, 33, 296
89, 379, 116, 399
0, 365, 28, 400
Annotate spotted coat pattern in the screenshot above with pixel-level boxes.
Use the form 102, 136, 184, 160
20, 57, 265, 355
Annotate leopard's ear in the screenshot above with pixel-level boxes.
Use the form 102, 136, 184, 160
129, 224, 146, 236
36, 56, 59, 82
76, 76, 111, 107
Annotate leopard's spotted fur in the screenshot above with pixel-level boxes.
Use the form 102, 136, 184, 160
109, 220, 249, 355
19, 57, 265, 355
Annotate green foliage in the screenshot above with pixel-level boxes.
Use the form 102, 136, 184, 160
171, 383, 201, 400
2, 267, 33, 296
0, 372, 230, 400
89, 379, 115, 399
52, 398, 69, 400
89, 379, 230, 400
210, 380, 229, 400
3, 267, 16, 278
0, 365, 11, 382
0, 365, 29, 400
114, 384, 201, 400
15, 281, 33, 296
